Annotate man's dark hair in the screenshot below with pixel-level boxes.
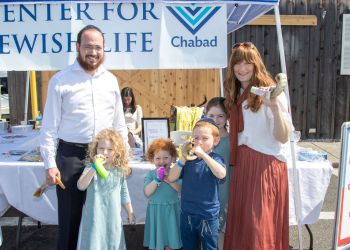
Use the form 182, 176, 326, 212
77, 25, 104, 44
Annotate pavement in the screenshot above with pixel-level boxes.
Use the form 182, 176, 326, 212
0, 140, 343, 250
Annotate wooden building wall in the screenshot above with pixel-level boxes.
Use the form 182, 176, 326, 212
7, 72, 28, 125
9, 0, 350, 139
231, 0, 350, 140
40, 69, 220, 118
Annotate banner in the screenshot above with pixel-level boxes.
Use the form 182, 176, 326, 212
0, 2, 227, 70
333, 122, 350, 250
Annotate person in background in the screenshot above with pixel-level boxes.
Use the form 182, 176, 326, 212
121, 87, 143, 148
40, 25, 129, 250
77, 128, 134, 249
143, 138, 182, 250
206, 97, 231, 249
223, 42, 292, 250
168, 118, 226, 250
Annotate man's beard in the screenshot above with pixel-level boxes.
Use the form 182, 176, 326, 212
77, 52, 104, 72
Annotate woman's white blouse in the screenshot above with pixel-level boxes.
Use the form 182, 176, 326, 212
238, 92, 293, 162
124, 105, 143, 134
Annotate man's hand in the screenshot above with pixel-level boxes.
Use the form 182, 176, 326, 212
46, 167, 60, 186
128, 212, 136, 225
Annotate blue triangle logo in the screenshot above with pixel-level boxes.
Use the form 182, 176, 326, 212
167, 5, 221, 35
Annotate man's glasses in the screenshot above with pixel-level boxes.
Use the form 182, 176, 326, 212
232, 42, 255, 49
81, 45, 103, 52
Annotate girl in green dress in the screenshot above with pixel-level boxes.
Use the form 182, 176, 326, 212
206, 97, 231, 249
143, 138, 182, 250
77, 128, 135, 250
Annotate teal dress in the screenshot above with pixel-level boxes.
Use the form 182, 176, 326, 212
143, 169, 182, 250
214, 135, 231, 232
77, 167, 130, 250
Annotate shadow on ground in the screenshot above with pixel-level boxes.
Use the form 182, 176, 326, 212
1, 224, 147, 250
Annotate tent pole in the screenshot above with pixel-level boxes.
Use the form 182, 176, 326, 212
274, 5, 304, 250
220, 68, 224, 97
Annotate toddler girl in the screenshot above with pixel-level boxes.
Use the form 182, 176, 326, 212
77, 128, 134, 250
143, 138, 182, 250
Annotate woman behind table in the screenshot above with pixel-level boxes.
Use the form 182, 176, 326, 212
143, 138, 182, 250
206, 97, 231, 249
223, 42, 292, 250
121, 87, 143, 148
77, 128, 135, 250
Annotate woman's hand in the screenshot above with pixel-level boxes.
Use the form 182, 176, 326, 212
264, 94, 279, 108
265, 96, 291, 143
128, 132, 136, 148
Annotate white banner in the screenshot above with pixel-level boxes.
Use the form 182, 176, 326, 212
0, 2, 227, 70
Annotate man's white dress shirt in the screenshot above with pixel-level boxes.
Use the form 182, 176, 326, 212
40, 60, 128, 169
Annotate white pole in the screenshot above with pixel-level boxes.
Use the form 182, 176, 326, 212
220, 68, 224, 97
274, 4, 304, 250
23, 71, 30, 125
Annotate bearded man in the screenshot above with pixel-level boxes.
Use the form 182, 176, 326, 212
40, 25, 129, 250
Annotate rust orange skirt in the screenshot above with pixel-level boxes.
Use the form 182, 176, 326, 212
224, 145, 289, 250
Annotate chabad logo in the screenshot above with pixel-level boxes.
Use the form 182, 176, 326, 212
166, 5, 221, 35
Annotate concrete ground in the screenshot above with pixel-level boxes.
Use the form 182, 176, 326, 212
0, 141, 342, 250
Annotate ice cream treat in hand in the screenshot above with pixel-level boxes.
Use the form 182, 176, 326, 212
92, 155, 109, 180
250, 73, 287, 99
157, 166, 166, 181
271, 73, 287, 98
182, 139, 197, 161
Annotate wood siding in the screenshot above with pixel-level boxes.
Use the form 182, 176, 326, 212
8, 0, 350, 139
230, 0, 350, 140
39, 69, 220, 118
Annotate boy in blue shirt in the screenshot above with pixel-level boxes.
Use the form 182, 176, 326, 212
168, 117, 226, 250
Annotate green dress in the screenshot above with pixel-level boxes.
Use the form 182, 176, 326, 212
143, 169, 182, 250
77, 167, 130, 250
214, 135, 231, 232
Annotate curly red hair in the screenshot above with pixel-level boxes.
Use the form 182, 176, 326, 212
146, 138, 177, 162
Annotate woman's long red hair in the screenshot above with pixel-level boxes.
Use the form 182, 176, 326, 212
224, 44, 275, 112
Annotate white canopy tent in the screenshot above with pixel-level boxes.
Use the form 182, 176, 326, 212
0, 0, 303, 248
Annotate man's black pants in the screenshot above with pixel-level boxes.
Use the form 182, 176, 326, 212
55, 140, 88, 250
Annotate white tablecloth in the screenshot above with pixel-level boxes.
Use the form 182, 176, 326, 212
0, 131, 154, 224
0, 132, 333, 225
288, 160, 333, 225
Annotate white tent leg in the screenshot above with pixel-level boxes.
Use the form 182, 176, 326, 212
220, 68, 224, 97
274, 5, 304, 250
